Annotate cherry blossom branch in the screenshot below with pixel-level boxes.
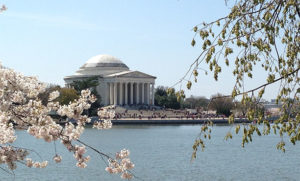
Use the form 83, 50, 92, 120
0, 166, 13, 175
8, 145, 43, 161
0, 64, 135, 179
76, 139, 110, 159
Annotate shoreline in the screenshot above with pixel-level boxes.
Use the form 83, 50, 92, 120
54, 116, 279, 126
110, 118, 251, 125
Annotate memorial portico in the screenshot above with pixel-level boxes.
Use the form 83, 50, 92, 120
64, 54, 156, 106
105, 81, 155, 105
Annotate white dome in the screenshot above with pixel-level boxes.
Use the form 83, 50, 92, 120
83, 54, 127, 68
67, 54, 130, 77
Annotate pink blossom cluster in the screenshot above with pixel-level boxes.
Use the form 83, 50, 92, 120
0, 63, 134, 179
61, 123, 84, 141
0, 146, 28, 170
26, 158, 48, 168
53, 154, 62, 163
48, 90, 60, 101
27, 123, 62, 142
56, 90, 95, 122
98, 108, 115, 119
94, 108, 114, 129
93, 120, 112, 129
74, 146, 90, 168
105, 149, 135, 179
0, 123, 16, 144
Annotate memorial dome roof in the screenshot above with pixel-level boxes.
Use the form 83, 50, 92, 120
82, 54, 128, 68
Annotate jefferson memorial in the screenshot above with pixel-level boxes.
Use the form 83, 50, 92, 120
64, 54, 156, 106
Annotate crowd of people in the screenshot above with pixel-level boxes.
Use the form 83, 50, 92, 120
100, 106, 227, 120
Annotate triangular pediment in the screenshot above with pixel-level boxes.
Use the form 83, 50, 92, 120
106, 71, 156, 79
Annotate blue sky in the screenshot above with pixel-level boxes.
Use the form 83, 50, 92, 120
0, 0, 280, 100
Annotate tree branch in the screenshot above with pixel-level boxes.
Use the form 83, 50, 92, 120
212, 67, 300, 100
76, 139, 111, 159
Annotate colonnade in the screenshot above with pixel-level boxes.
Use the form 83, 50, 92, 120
107, 82, 155, 105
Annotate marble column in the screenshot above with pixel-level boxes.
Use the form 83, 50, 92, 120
120, 82, 123, 105
145, 83, 149, 105
143, 83, 146, 105
114, 82, 117, 105
130, 82, 133, 105
106, 83, 110, 105
125, 82, 128, 105
141, 83, 144, 104
136, 83, 139, 104
110, 82, 113, 105
151, 83, 154, 105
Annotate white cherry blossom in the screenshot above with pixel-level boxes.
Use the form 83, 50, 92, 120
0, 63, 134, 179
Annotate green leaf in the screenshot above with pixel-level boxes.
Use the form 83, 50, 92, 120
191, 39, 196, 47
193, 26, 198, 32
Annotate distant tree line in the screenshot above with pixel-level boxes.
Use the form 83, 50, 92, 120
154, 86, 267, 117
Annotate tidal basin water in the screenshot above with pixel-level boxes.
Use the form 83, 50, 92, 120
3, 125, 300, 181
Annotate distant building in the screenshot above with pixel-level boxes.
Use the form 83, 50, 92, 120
262, 100, 282, 116
64, 54, 156, 106
263, 100, 282, 109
